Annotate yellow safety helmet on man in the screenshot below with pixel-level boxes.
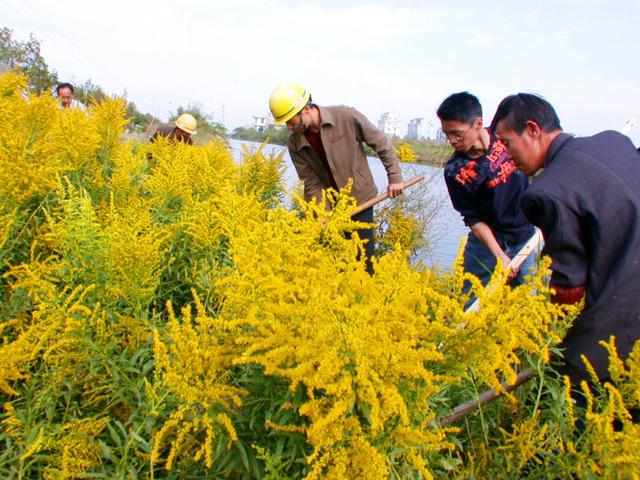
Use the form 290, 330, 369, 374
269, 82, 311, 124
174, 113, 198, 135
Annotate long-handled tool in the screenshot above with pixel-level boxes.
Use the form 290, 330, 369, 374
430, 229, 544, 427
429, 369, 535, 428
351, 174, 425, 216
465, 228, 543, 312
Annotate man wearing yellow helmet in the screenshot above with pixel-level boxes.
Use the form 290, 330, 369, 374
150, 112, 197, 144
269, 82, 404, 273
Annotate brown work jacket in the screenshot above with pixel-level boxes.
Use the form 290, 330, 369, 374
150, 124, 194, 145
287, 105, 402, 206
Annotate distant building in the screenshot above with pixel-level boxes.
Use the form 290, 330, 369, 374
425, 120, 437, 140
378, 112, 401, 138
407, 118, 427, 140
435, 127, 447, 144
252, 114, 275, 131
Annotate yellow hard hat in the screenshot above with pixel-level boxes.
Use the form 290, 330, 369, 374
175, 113, 197, 135
269, 82, 311, 124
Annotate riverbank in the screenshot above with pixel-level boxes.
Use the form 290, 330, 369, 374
402, 141, 453, 167
231, 128, 453, 168
363, 140, 452, 168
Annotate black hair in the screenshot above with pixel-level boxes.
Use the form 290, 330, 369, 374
436, 92, 482, 124
56, 82, 75, 95
490, 93, 562, 133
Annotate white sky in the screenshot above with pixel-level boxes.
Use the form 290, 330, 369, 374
2, 0, 639, 145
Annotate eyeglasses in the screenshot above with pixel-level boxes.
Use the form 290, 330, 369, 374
442, 125, 473, 142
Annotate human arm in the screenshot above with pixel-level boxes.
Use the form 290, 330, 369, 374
351, 108, 403, 196
522, 193, 588, 300
469, 222, 514, 276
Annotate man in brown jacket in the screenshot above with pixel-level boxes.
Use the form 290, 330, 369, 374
269, 82, 404, 273
150, 113, 197, 145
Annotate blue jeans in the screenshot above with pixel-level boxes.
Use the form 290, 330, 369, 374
462, 232, 537, 294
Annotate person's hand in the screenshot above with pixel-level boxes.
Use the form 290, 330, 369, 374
499, 254, 518, 280
388, 182, 404, 199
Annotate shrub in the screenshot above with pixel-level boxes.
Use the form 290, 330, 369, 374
1, 72, 638, 479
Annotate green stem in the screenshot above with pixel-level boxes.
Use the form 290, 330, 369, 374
531, 358, 546, 416
470, 372, 489, 447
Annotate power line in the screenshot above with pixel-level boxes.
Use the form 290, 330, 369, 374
1, 0, 125, 91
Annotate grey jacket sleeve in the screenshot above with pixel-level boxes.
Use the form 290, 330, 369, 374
522, 193, 589, 287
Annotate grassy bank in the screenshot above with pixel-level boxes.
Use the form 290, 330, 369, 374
364, 140, 452, 168
402, 141, 453, 167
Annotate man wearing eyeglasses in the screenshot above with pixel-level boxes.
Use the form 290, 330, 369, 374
437, 92, 535, 298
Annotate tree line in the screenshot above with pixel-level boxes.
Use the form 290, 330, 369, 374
0, 27, 227, 139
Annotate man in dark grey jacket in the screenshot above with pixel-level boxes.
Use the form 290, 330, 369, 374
491, 93, 640, 395
269, 82, 403, 273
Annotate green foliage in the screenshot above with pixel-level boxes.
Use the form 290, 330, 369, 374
0, 27, 57, 94
71, 80, 160, 134
170, 103, 228, 141
0, 27, 159, 138
1, 72, 639, 480
126, 100, 159, 133
375, 168, 445, 261
71, 78, 107, 106
392, 140, 453, 167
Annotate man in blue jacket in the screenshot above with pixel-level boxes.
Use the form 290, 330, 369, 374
491, 93, 640, 395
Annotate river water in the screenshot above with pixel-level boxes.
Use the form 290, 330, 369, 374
229, 139, 467, 270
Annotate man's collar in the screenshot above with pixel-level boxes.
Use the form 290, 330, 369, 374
316, 105, 334, 126
295, 132, 310, 151
294, 105, 334, 151
544, 132, 572, 167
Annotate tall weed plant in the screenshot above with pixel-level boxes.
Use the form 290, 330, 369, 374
1, 72, 638, 479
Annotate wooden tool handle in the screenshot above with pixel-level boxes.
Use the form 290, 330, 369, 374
430, 369, 535, 428
465, 229, 543, 313
351, 174, 425, 216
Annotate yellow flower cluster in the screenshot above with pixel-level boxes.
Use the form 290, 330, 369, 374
150, 404, 238, 470
396, 141, 419, 163
153, 299, 244, 408
2, 72, 639, 479
572, 339, 640, 478
45, 417, 110, 479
